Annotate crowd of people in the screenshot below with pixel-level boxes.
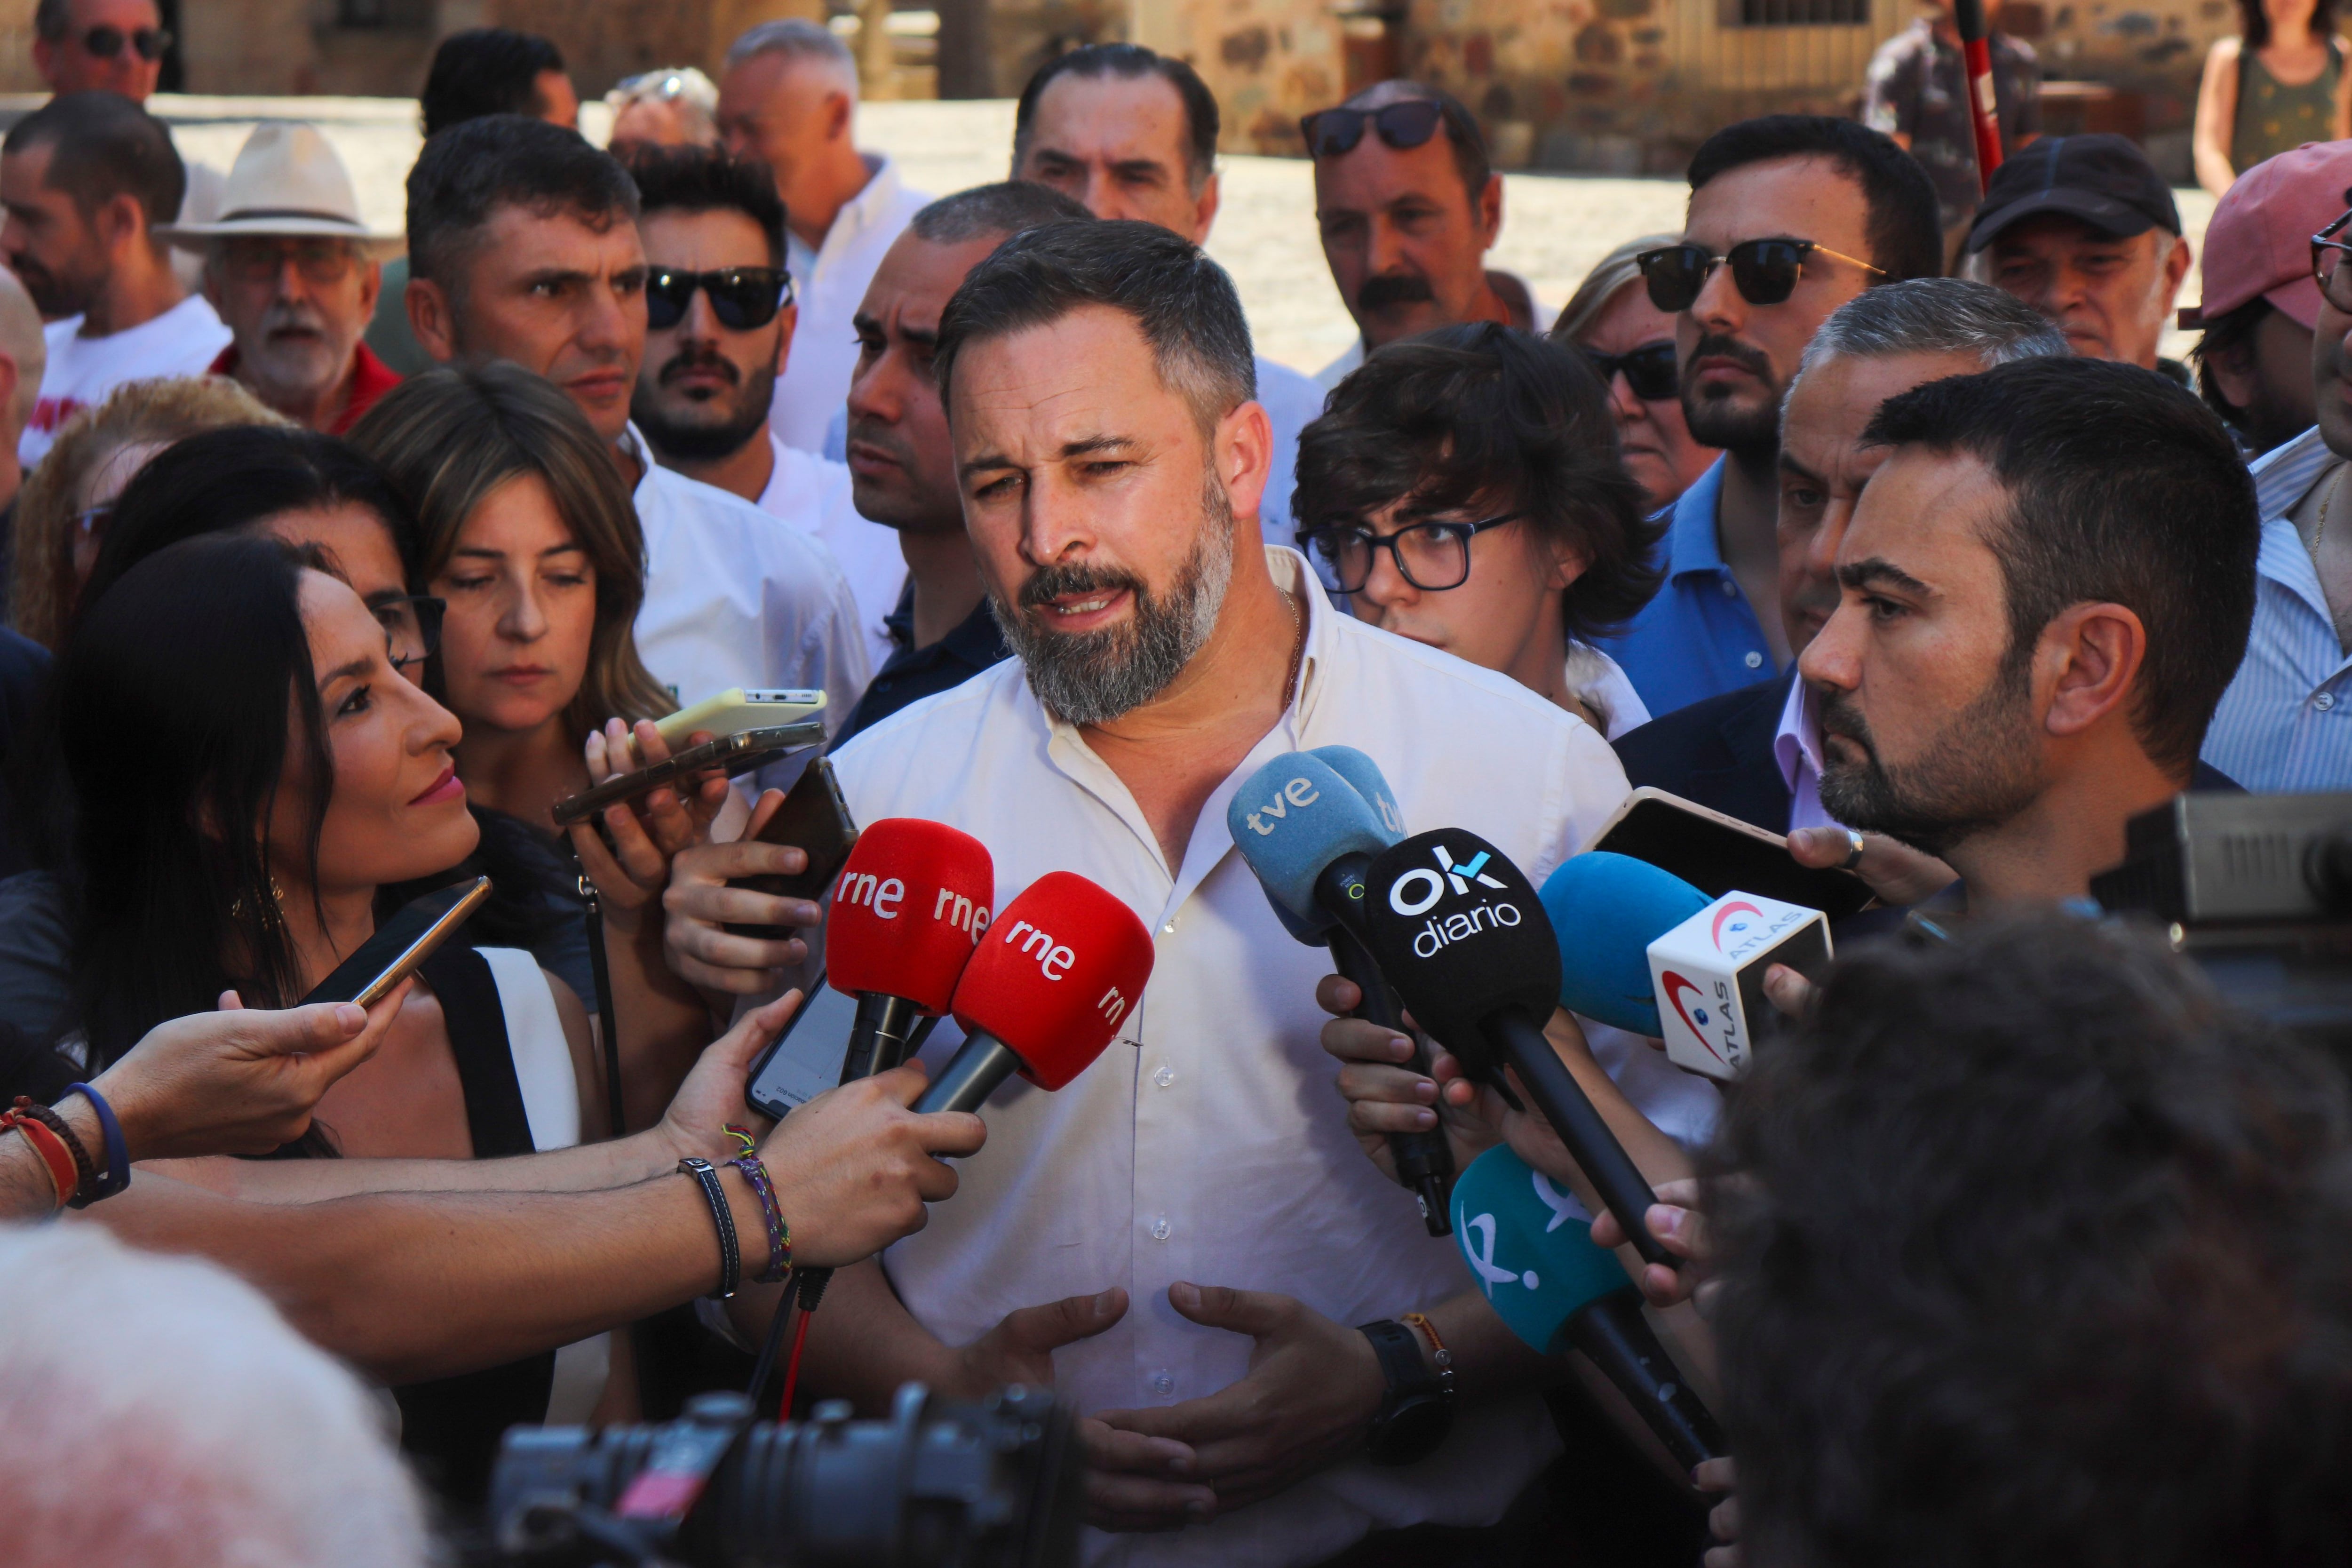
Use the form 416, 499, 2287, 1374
1, 4, 2350, 1566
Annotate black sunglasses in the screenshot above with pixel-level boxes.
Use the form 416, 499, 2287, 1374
1299, 100, 1469, 160
645, 267, 793, 332
1581, 341, 1679, 402
1638, 239, 1886, 312
2312, 208, 2352, 312
78, 24, 171, 59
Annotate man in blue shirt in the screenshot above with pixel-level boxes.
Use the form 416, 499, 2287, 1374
1612, 115, 1941, 719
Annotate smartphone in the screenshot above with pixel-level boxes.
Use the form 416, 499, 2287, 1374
1585, 787, 1876, 919
744, 977, 864, 1119
550, 721, 827, 828
725, 756, 858, 939
650, 687, 827, 750
302, 876, 493, 1007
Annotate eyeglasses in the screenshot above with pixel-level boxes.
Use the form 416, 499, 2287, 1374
645, 267, 793, 332
1299, 100, 1473, 161
372, 594, 445, 675
1581, 340, 1679, 402
1637, 240, 1887, 312
2313, 209, 2352, 313
73, 24, 171, 59
217, 238, 361, 286
1303, 514, 1520, 593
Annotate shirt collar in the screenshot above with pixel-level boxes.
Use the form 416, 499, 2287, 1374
1665, 456, 1732, 580
2251, 424, 2334, 519
1771, 671, 1820, 797
810, 154, 899, 261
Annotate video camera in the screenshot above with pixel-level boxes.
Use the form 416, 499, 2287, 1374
2091, 791, 2352, 1057
478, 1383, 1079, 1568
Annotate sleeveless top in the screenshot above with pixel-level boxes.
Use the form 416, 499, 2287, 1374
372, 944, 596, 1512
2233, 39, 2342, 173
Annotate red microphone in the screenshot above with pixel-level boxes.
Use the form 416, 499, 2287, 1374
825, 818, 995, 1080
915, 871, 1157, 1114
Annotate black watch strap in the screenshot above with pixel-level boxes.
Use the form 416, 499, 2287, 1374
678, 1156, 741, 1300
1359, 1318, 1453, 1465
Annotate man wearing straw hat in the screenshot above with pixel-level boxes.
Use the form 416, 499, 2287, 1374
161, 123, 405, 435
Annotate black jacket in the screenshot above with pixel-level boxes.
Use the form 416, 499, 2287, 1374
1612, 670, 1797, 833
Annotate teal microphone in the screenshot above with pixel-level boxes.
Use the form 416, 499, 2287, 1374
1450, 1144, 1726, 1470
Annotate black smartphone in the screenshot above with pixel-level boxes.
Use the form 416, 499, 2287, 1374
725, 756, 858, 939
1588, 787, 1876, 919
301, 876, 494, 1006
549, 721, 828, 829
744, 976, 864, 1119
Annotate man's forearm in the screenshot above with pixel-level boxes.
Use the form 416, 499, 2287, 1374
790, 1258, 962, 1412
608, 910, 729, 1130
140, 1122, 692, 1204
1422, 1288, 1563, 1402
87, 1162, 772, 1384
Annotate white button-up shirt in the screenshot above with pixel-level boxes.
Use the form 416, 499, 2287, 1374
757, 431, 906, 679
627, 426, 871, 728
771, 154, 929, 454
829, 547, 1632, 1566
2203, 425, 2352, 791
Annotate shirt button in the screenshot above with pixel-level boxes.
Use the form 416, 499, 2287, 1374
2320, 692, 2338, 711
1150, 1216, 1172, 1241
1153, 1064, 1176, 1088
1720, 580, 1738, 597
1150, 1371, 1175, 1396
1744, 651, 1765, 669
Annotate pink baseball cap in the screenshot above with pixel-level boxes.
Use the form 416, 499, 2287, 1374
2192, 141, 2352, 330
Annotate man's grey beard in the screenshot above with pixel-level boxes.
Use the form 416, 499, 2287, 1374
991, 477, 1236, 727
1815, 660, 2043, 859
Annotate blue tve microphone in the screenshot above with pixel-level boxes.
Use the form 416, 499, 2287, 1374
1541, 853, 1711, 1036
1451, 1144, 1726, 1470
1227, 749, 1455, 1232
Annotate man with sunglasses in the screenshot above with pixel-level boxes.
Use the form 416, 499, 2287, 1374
1305, 81, 1513, 390
31, 0, 227, 297
159, 123, 403, 437
2203, 201, 2352, 791
1609, 114, 1942, 722
405, 114, 869, 730
628, 143, 905, 680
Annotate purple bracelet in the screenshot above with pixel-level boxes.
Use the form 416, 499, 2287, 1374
727, 1150, 790, 1285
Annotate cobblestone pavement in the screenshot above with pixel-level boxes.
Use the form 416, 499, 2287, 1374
144, 93, 2215, 377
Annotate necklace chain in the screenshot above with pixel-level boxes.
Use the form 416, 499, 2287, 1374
1279, 588, 1305, 712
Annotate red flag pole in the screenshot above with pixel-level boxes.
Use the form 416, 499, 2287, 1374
1954, 0, 2003, 194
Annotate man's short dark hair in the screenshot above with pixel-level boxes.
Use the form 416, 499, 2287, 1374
406, 115, 638, 293
420, 28, 566, 139
1688, 114, 1942, 285
32, 0, 78, 40
2, 91, 184, 228
1711, 915, 2352, 1568
936, 219, 1255, 434
1334, 80, 1491, 206
907, 180, 1093, 247
1862, 357, 2257, 778
624, 144, 785, 266
1013, 44, 1221, 192
1296, 323, 1662, 644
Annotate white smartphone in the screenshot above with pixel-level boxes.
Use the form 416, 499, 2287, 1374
650, 687, 827, 750
744, 978, 864, 1119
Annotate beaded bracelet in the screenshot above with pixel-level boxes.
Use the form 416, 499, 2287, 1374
1, 1104, 80, 1210
724, 1124, 790, 1285
59, 1083, 129, 1206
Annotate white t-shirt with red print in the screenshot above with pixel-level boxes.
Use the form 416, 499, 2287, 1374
19, 294, 231, 470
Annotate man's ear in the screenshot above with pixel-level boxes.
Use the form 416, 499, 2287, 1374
405, 273, 460, 364
774, 299, 798, 376
1475, 172, 1504, 249
825, 89, 853, 146
355, 258, 382, 318
1214, 398, 1274, 526
2161, 233, 2193, 303
1189, 172, 1222, 248
95, 191, 143, 259
2039, 600, 2148, 740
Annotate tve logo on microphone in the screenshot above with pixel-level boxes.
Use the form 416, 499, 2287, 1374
1646, 890, 1831, 1081
1386, 841, 1523, 957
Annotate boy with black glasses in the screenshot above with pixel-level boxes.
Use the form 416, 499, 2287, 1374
1611, 114, 1941, 722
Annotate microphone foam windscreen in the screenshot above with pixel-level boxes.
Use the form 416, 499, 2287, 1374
1357, 829, 1562, 1057
951, 871, 1156, 1091
1449, 1144, 1636, 1355
1226, 752, 1396, 933
826, 818, 995, 1013
1541, 852, 1711, 1036
1309, 745, 1407, 841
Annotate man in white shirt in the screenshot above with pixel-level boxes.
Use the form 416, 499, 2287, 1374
1009, 44, 1326, 551
626, 141, 904, 677
403, 114, 868, 721
717, 20, 928, 456
667, 221, 1653, 1564
0, 92, 229, 468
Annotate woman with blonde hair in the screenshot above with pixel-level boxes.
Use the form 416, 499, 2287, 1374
11, 375, 286, 646
1551, 235, 1719, 515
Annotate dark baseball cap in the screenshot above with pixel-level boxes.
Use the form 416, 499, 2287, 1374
1963, 134, 2183, 254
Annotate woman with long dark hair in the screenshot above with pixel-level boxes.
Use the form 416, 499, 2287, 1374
2195, 0, 2352, 194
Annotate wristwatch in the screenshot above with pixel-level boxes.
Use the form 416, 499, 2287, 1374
1358, 1318, 1454, 1465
